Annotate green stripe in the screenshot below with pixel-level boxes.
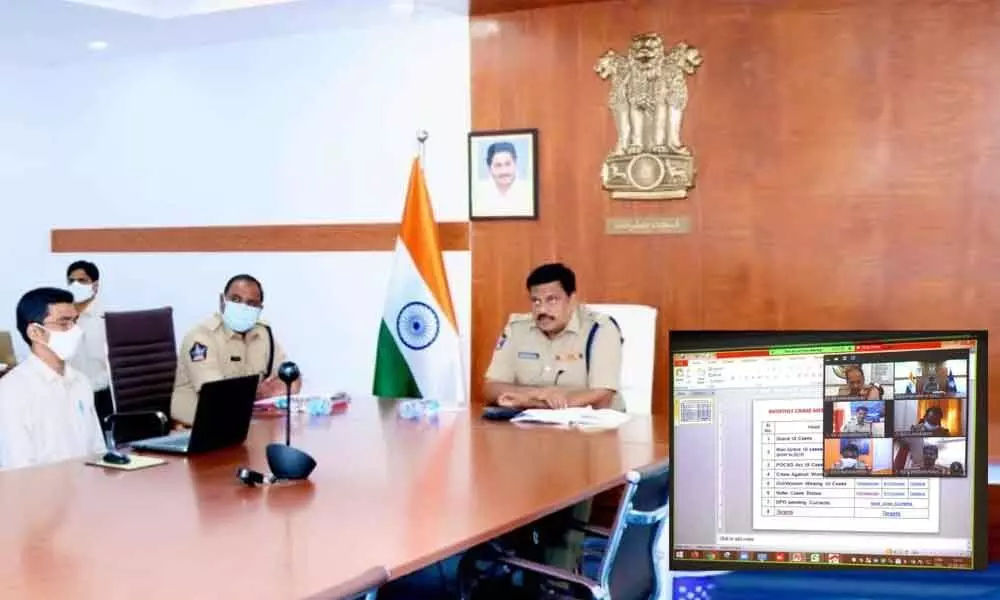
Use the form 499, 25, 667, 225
372, 320, 422, 398
769, 344, 856, 356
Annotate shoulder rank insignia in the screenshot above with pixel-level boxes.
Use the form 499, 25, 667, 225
189, 342, 208, 362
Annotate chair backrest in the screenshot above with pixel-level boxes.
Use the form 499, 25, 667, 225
585, 303, 657, 414
600, 460, 670, 600
104, 307, 177, 418
303, 566, 389, 600
0, 331, 16, 369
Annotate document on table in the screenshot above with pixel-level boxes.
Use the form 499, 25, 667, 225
511, 407, 631, 429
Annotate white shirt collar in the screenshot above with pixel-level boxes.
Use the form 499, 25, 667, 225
24, 353, 82, 385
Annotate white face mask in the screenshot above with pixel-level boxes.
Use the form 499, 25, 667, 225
222, 300, 262, 333
923, 421, 937, 430
67, 281, 95, 303
840, 458, 858, 469
41, 325, 84, 361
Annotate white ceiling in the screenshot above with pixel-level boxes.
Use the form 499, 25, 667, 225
63, 0, 309, 19
0, 0, 468, 66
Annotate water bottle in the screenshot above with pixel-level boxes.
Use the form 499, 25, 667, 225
305, 397, 333, 416
397, 399, 440, 421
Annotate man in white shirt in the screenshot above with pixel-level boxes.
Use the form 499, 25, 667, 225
0, 287, 106, 470
65, 260, 111, 428
472, 141, 535, 218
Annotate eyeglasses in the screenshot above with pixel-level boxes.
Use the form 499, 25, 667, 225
40, 317, 78, 331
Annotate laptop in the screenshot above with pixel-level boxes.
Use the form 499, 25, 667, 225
131, 374, 259, 455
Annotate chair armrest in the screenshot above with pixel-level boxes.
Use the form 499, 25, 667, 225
497, 556, 605, 599
104, 410, 170, 436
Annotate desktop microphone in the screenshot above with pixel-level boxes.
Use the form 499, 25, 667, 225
265, 361, 317, 481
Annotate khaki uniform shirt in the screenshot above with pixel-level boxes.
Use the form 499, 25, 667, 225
485, 308, 624, 411
170, 314, 287, 425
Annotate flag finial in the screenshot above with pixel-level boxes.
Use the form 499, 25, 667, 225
416, 129, 428, 163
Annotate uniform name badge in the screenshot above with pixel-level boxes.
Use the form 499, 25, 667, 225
517, 351, 540, 359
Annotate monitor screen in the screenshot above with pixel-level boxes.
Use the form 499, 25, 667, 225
668, 331, 987, 571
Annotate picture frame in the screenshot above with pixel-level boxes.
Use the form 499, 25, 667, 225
468, 128, 539, 221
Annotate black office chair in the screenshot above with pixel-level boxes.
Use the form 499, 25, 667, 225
303, 566, 390, 600
104, 307, 177, 443
460, 460, 670, 600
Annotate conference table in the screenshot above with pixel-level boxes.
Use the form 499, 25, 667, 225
0, 399, 668, 599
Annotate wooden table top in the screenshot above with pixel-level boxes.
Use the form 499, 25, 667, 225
0, 400, 668, 600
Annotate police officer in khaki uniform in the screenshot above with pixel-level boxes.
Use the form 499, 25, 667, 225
485, 263, 623, 411
171, 274, 300, 426
484, 262, 624, 572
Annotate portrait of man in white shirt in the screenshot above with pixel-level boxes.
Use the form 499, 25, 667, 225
0, 287, 106, 470
470, 132, 537, 219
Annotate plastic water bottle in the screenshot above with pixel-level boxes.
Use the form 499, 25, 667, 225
305, 397, 332, 416
397, 399, 440, 421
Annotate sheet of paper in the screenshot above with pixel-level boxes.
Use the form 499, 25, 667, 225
85, 453, 168, 471
511, 407, 631, 428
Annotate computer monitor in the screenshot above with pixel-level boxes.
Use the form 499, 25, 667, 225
668, 331, 987, 571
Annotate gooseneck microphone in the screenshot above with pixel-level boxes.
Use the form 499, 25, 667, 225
279, 361, 297, 446
264, 361, 317, 481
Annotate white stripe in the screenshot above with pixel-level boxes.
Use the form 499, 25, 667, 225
380, 238, 466, 406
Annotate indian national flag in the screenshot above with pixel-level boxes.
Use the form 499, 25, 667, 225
372, 156, 466, 406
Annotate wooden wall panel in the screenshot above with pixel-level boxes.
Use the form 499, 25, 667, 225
470, 0, 595, 15
469, 0, 1000, 453
51, 223, 470, 253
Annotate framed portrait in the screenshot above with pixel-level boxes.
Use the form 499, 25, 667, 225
468, 128, 538, 221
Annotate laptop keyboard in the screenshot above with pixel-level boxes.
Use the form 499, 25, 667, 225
141, 433, 190, 449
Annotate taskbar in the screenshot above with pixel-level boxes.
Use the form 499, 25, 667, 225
673, 549, 972, 569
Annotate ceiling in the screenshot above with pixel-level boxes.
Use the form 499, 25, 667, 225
62, 0, 311, 19
0, 0, 469, 66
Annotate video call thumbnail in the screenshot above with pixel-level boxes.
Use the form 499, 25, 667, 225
892, 359, 969, 399
893, 399, 965, 438
823, 362, 894, 400
892, 437, 967, 477
826, 400, 887, 438
823, 438, 894, 476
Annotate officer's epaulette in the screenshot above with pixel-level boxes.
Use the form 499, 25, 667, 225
587, 309, 612, 325
507, 312, 534, 325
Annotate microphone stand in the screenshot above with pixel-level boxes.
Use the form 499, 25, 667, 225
265, 361, 317, 481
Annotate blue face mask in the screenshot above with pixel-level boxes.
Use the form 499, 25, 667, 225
222, 300, 261, 333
